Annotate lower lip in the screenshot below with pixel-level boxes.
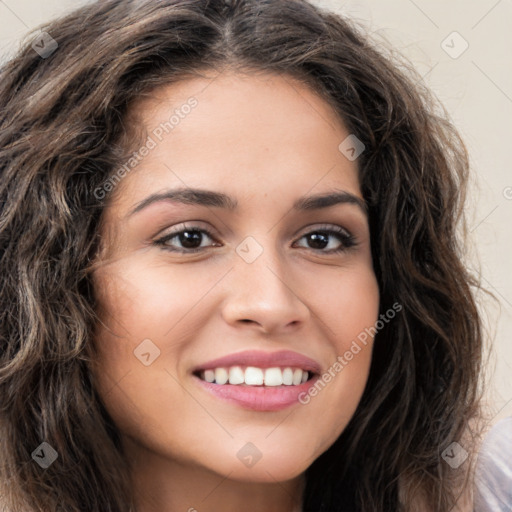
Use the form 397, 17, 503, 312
193, 375, 319, 411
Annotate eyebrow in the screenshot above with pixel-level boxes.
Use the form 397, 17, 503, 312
127, 187, 368, 217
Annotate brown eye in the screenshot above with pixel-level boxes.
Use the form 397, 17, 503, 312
293, 226, 356, 253
154, 226, 218, 253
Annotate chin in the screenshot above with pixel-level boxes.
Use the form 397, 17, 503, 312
224, 461, 309, 484
203, 442, 315, 483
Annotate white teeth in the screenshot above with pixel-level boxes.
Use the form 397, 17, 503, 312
200, 366, 311, 386
245, 366, 264, 385
204, 369, 215, 383
264, 367, 283, 386
228, 366, 245, 385
214, 367, 229, 385
282, 367, 294, 385
292, 368, 303, 385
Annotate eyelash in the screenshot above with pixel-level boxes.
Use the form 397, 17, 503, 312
153, 223, 357, 255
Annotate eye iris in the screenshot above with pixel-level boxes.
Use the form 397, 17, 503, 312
179, 230, 202, 248
308, 232, 329, 249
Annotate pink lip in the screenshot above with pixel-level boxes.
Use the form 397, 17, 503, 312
191, 349, 322, 374
194, 375, 320, 411
191, 350, 322, 412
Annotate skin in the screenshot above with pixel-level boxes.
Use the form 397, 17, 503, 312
90, 70, 380, 512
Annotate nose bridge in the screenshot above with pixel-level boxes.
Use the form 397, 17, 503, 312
221, 233, 309, 331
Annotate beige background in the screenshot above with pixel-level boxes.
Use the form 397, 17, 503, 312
1, 0, 510, 424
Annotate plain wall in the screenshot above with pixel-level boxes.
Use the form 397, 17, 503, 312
1, 0, 511, 423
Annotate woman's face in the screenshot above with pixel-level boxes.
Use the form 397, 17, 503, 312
91, 71, 379, 484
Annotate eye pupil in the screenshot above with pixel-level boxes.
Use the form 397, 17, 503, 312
180, 231, 202, 248
308, 232, 329, 249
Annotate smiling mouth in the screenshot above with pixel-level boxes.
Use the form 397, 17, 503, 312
193, 366, 315, 386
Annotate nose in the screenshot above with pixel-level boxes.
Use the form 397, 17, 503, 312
220, 246, 311, 335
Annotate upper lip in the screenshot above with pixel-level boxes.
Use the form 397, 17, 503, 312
191, 350, 322, 374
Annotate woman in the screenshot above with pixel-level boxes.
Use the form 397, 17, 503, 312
0, 0, 484, 510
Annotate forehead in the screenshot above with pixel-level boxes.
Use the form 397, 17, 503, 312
106, 71, 362, 214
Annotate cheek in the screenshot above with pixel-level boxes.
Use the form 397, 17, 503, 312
311, 261, 380, 349
89, 258, 220, 424
92, 257, 211, 348
295, 266, 379, 451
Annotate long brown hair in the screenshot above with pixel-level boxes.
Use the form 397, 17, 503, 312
0, 0, 483, 510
